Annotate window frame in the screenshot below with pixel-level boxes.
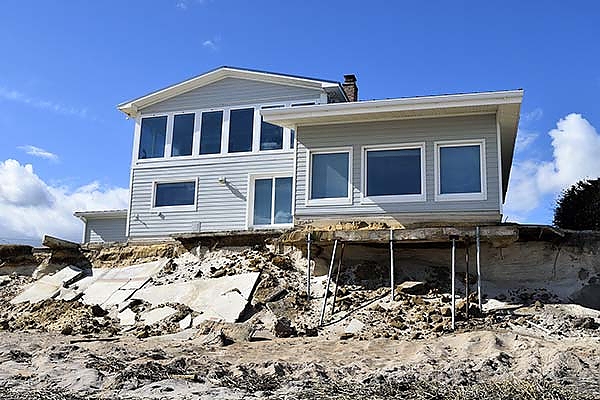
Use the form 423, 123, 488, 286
134, 99, 318, 165
434, 139, 487, 202
150, 178, 199, 212
361, 142, 426, 203
306, 146, 353, 206
247, 173, 294, 229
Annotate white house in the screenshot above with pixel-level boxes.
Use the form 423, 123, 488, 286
75, 66, 522, 244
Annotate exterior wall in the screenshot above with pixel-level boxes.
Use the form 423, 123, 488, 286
128, 153, 294, 239
295, 114, 501, 225
85, 218, 127, 243
141, 77, 323, 114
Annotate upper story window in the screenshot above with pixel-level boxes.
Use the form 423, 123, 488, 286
228, 108, 254, 153
171, 113, 195, 157
308, 148, 352, 205
363, 144, 425, 202
139, 116, 167, 159
435, 140, 486, 201
260, 118, 283, 151
200, 111, 223, 155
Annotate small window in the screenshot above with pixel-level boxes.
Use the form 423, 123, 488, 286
290, 129, 295, 149
260, 118, 283, 150
365, 147, 423, 198
171, 113, 195, 157
252, 177, 292, 226
139, 116, 167, 159
200, 111, 223, 155
310, 151, 350, 200
436, 141, 486, 201
154, 182, 196, 207
228, 108, 254, 153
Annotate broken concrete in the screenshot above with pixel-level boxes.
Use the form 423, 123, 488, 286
118, 308, 136, 326
11, 266, 83, 304
141, 306, 177, 326
133, 272, 260, 323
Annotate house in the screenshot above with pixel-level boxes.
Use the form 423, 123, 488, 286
75, 66, 522, 244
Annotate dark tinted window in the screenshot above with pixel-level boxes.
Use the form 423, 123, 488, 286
367, 149, 421, 196
139, 116, 167, 159
171, 113, 194, 157
274, 177, 292, 224
311, 153, 349, 199
228, 108, 254, 153
260, 118, 283, 150
290, 129, 295, 149
253, 179, 272, 225
200, 111, 223, 155
155, 182, 196, 207
440, 145, 482, 194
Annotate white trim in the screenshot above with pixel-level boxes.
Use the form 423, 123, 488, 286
360, 143, 426, 204
496, 116, 504, 213
192, 112, 202, 156
150, 178, 199, 212
305, 146, 353, 206
247, 173, 294, 229
434, 139, 487, 202
164, 114, 174, 158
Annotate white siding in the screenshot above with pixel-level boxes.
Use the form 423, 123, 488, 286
129, 153, 294, 239
295, 114, 501, 220
86, 218, 127, 243
141, 77, 323, 114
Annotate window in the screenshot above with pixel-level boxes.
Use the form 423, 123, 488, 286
290, 129, 295, 149
364, 144, 424, 201
171, 114, 194, 157
139, 116, 167, 159
308, 149, 351, 203
435, 140, 486, 201
228, 108, 254, 153
260, 118, 283, 150
251, 176, 292, 226
154, 181, 196, 208
200, 111, 223, 155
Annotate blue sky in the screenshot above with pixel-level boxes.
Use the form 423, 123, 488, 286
1, 1, 599, 244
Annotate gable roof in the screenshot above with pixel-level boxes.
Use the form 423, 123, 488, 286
261, 89, 523, 201
117, 66, 348, 117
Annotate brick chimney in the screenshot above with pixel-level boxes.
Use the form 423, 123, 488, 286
342, 74, 358, 102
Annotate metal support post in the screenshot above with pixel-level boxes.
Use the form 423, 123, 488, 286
476, 226, 482, 311
306, 232, 312, 300
390, 229, 395, 302
320, 239, 338, 326
451, 238, 456, 330
465, 244, 470, 320
331, 243, 346, 315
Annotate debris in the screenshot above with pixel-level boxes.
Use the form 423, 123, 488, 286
118, 308, 137, 326
396, 281, 427, 295
179, 314, 192, 330
42, 235, 79, 250
141, 306, 178, 326
273, 316, 297, 338
342, 318, 365, 338
11, 266, 83, 304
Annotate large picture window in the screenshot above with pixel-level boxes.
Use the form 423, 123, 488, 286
171, 113, 195, 157
251, 176, 293, 227
200, 111, 223, 155
308, 149, 351, 203
364, 144, 425, 201
435, 140, 486, 201
154, 181, 196, 208
228, 108, 254, 153
139, 116, 167, 159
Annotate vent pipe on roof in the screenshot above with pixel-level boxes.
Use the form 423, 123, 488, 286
342, 74, 358, 102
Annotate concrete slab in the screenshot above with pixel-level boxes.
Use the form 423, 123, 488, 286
133, 272, 260, 323
118, 308, 137, 326
179, 314, 192, 330
11, 266, 83, 304
141, 306, 177, 326
344, 318, 365, 336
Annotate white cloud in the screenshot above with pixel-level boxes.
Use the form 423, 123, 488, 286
504, 114, 600, 220
0, 159, 128, 245
522, 107, 543, 123
202, 40, 217, 50
18, 145, 59, 162
514, 129, 538, 153
176, 1, 188, 9
0, 86, 91, 119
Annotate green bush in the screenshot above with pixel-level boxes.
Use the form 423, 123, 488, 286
553, 178, 600, 230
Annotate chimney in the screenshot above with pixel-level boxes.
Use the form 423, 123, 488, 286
342, 74, 358, 102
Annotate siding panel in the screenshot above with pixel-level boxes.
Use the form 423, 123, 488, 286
142, 78, 323, 114
86, 218, 127, 244
295, 114, 501, 220
129, 153, 295, 239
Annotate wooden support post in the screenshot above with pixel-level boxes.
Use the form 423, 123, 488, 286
465, 244, 470, 320
451, 238, 456, 330
320, 239, 338, 326
331, 243, 346, 315
476, 226, 482, 312
306, 232, 312, 300
390, 229, 395, 302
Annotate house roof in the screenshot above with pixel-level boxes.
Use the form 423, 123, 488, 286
74, 209, 128, 221
117, 66, 348, 117
261, 89, 524, 201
